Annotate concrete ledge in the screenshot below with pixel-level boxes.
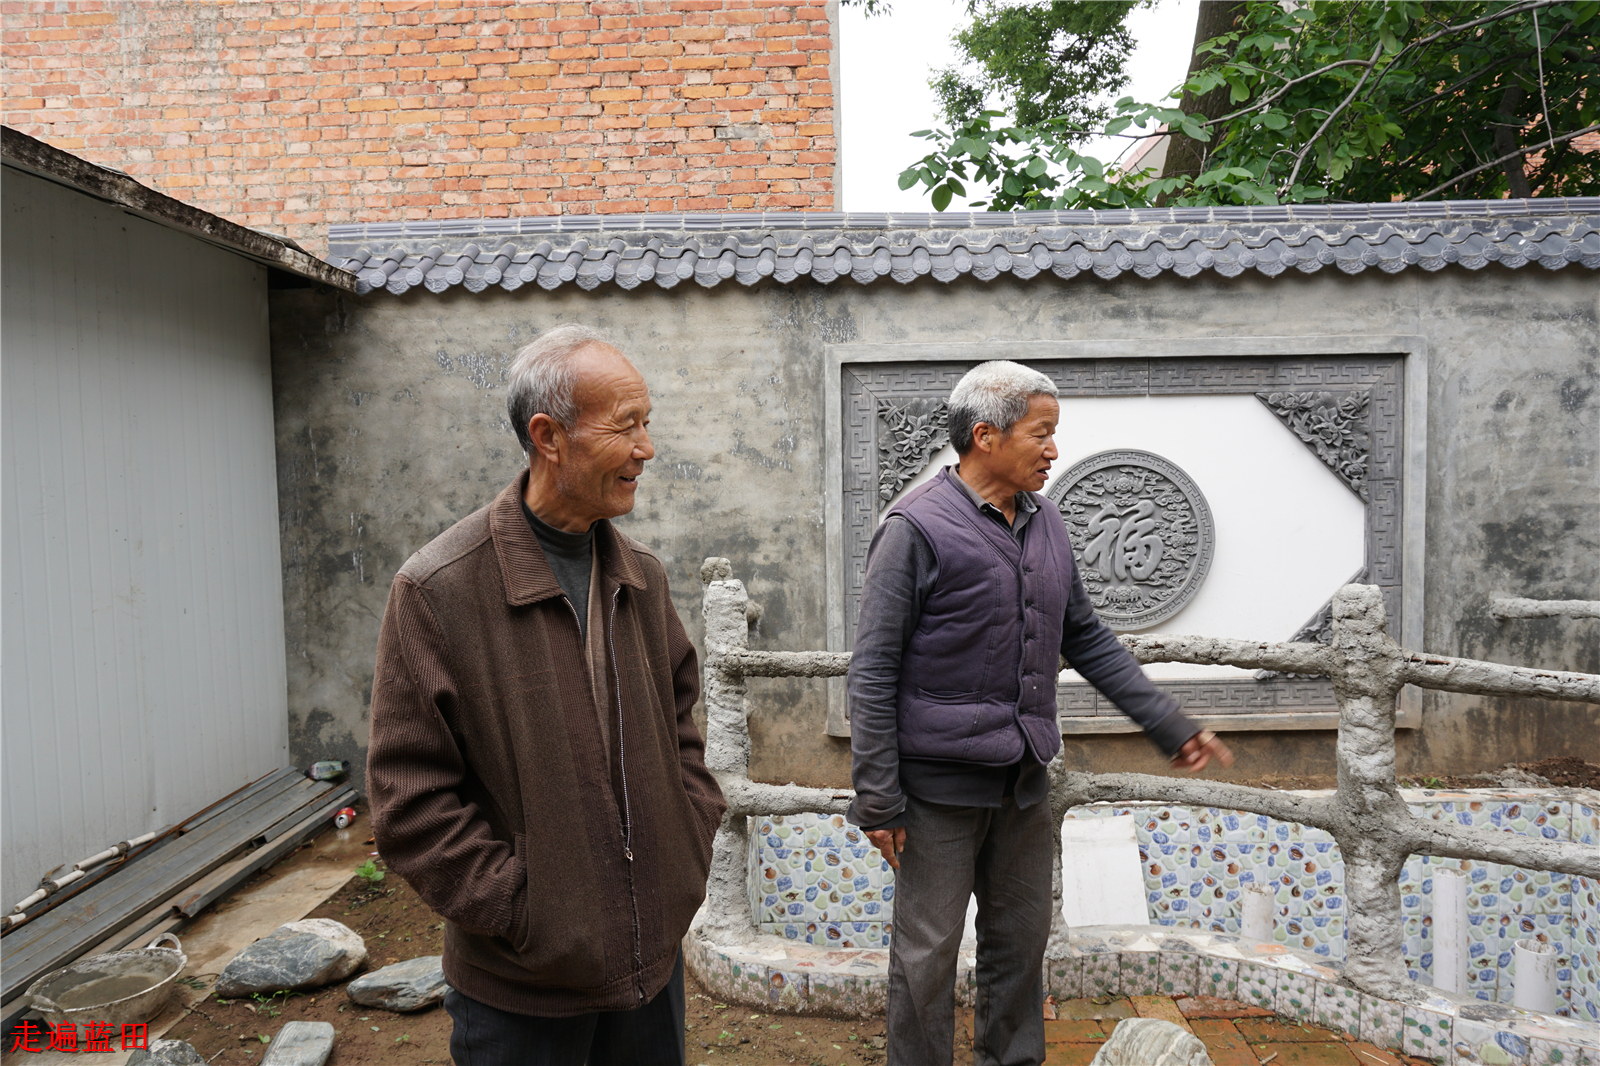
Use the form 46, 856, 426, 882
685, 925, 1600, 1064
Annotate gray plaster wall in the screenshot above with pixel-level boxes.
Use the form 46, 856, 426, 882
268, 265, 1598, 790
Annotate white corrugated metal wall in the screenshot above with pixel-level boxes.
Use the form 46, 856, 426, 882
2, 168, 290, 909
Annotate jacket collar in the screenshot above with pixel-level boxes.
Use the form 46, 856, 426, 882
489, 469, 648, 607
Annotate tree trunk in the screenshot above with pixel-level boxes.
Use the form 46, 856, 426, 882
1157, 0, 1246, 203
1493, 84, 1532, 198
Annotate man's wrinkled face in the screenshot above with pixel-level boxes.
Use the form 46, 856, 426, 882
556, 345, 655, 525
988, 394, 1060, 494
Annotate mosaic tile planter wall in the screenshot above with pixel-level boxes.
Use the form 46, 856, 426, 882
744, 790, 1599, 1020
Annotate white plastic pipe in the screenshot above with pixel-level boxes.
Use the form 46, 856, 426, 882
1513, 938, 1558, 1013
1241, 882, 1274, 942
1432, 868, 1470, 994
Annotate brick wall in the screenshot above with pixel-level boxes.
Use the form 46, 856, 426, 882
2, 1, 837, 256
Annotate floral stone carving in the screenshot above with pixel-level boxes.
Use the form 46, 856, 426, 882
1255, 390, 1371, 499
878, 398, 949, 506
1048, 450, 1215, 632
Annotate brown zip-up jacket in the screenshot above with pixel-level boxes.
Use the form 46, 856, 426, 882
367, 471, 726, 1016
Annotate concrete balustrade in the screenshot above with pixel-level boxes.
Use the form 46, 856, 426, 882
688, 558, 1600, 1060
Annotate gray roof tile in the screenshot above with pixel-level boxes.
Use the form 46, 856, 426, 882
326, 200, 1600, 296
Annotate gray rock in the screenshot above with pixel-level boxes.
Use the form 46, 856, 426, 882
261, 1021, 335, 1066
126, 1039, 206, 1065
346, 955, 447, 1012
215, 919, 367, 996
1090, 1018, 1213, 1066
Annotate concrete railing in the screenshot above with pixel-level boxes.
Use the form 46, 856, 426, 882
693, 558, 1600, 1003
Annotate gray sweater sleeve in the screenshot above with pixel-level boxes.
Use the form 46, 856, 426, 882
1059, 553, 1201, 757
846, 516, 934, 829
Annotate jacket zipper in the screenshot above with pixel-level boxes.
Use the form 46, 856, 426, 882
563, 589, 644, 1001
606, 585, 646, 1001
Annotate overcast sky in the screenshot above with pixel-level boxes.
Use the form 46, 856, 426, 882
838, 0, 1201, 212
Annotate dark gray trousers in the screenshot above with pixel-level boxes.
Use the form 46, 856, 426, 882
886, 793, 1054, 1066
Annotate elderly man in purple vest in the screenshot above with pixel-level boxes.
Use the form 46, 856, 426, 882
848, 360, 1234, 1066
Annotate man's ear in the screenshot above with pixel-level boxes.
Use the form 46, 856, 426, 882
969, 421, 996, 454
526, 413, 565, 464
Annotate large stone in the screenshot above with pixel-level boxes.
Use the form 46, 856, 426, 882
126, 1039, 206, 1065
346, 955, 447, 1012
1089, 1018, 1213, 1066
261, 1021, 335, 1066
214, 919, 367, 997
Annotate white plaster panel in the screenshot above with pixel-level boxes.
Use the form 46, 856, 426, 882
882, 395, 1367, 681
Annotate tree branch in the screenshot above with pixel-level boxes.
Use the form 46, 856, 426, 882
1285, 44, 1383, 192
1404, 123, 1600, 199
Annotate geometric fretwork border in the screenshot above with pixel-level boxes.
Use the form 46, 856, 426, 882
840, 354, 1404, 717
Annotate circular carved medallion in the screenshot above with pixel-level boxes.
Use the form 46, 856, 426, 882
1046, 449, 1215, 631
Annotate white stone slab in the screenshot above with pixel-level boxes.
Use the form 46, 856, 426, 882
1061, 814, 1150, 927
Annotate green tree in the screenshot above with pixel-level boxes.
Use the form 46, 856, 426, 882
899, 0, 1600, 210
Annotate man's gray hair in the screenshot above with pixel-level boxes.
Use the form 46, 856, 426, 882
947, 360, 1058, 454
506, 323, 621, 455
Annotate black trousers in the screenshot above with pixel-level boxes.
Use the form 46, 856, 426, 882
444, 952, 686, 1066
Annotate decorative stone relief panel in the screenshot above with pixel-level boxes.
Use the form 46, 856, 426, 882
1256, 391, 1372, 499
1049, 450, 1216, 631
841, 355, 1405, 720
877, 398, 949, 507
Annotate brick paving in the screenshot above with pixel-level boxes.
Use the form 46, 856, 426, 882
958, 995, 1437, 1066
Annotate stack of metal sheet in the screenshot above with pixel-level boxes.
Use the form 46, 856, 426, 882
1, 767, 356, 1032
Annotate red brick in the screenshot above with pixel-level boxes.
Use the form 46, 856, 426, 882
1254, 1043, 1361, 1065
1235, 1019, 1344, 1044
1176, 995, 1275, 1020
5, 0, 837, 252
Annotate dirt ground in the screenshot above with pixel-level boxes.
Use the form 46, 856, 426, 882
163, 864, 891, 1066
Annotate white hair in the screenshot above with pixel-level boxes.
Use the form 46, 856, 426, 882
506, 323, 621, 455
947, 360, 1058, 454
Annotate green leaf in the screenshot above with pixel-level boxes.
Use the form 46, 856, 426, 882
1025, 156, 1048, 178
897, 169, 919, 191
1104, 116, 1133, 136
1001, 174, 1023, 196
1259, 111, 1288, 130
930, 184, 954, 212
909, 129, 932, 137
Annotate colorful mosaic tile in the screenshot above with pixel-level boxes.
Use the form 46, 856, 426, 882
1080, 951, 1120, 998
746, 794, 1591, 1014
1120, 951, 1162, 996
1403, 1002, 1454, 1062
1237, 961, 1278, 1013
1316, 980, 1362, 1039
1196, 955, 1240, 1000
1156, 949, 1198, 996
1045, 954, 1083, 1000
1274, 967, 1316, 1022
1359, 991, 1404, 1048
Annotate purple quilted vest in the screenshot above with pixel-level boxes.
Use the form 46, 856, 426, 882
888, 467, 1072, 766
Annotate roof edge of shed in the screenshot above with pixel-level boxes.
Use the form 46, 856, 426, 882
2, 126, 359, 293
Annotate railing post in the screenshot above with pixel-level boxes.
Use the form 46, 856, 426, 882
694, 557, 760, 945
1327, 585, 1411, 999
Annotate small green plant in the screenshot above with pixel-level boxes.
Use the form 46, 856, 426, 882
177, 976, 208, 991
394, 1034, 411, 1044
257, 1034, 270, 1044
1423, 776, 1445, 789
355, 858, 385, 884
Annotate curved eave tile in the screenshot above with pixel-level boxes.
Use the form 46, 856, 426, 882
331, 203, 1600, 296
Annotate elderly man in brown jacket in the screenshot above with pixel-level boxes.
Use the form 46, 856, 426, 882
367, 324, 726, 1066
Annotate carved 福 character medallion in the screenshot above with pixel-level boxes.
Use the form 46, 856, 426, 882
1047, 450, 1215, 631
